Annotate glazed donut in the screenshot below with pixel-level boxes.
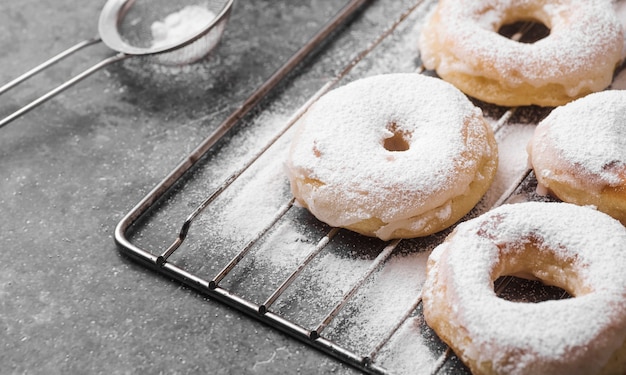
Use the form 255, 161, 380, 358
528, 90, 626, 225
422, 202, 626, 375
285, 73, 498, 240
418, 0, 624, 107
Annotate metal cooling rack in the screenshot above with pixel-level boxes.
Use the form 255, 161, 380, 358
114, 0, 626, 373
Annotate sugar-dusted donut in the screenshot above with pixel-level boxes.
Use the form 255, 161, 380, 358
528, 90, 626, 225
422, 202, 626, 375
285, 73, 498, 240
418, 0, 624, 107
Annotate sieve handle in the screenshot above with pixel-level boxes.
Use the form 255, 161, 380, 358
0, 52, 128, 129
0, 37, 102, 96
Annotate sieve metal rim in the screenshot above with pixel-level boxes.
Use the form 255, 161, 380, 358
97, 0, 235, 57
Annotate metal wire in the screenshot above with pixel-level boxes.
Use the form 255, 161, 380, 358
259, 227, 341, 315
311, 239, 400, 340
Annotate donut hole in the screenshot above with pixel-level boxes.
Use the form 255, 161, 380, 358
498, 20, 550, 43
495, 275, 572, 303
383, 122, 411, 152
491, 240, 585, 303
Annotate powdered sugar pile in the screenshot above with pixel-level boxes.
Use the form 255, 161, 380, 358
151, 5, 216, 49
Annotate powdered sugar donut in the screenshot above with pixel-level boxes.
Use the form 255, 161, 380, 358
285, 73, 498, 240
422, 202, 626, 375
418, 0, 624, 107
528, 90, 626, 225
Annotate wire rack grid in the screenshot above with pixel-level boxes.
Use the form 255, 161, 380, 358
114, 0, 626, 374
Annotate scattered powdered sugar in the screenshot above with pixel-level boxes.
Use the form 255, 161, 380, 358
478, 121, 536, 210
151, 5, 217, 49
252, 221, 318, 270
338, 251, 445, 375
530, 90, 626, 187
423, 202, 626, 374
286, 73, 495, 237
419, 0, 624, 94
328, 251, 430, 347
213, 149, 292, 241
375, 316, 441, 375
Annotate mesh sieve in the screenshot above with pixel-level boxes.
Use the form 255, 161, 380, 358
0, 0, 233, 128
99, 0, 234, 65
